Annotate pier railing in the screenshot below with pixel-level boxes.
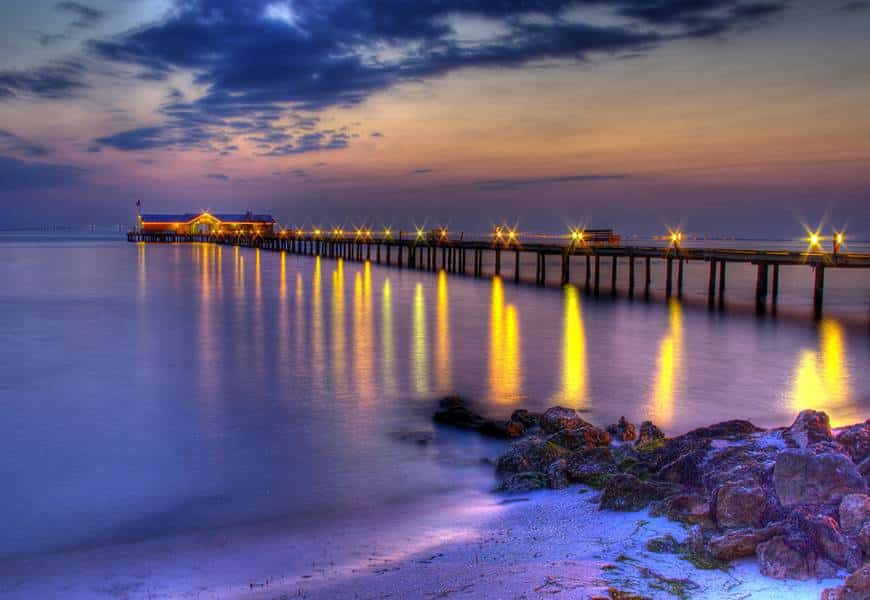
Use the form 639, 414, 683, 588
127, 231, 870, 319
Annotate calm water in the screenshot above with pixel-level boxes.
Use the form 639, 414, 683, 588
0, 234, 868, 559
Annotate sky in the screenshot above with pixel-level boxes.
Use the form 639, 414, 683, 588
0, 0, 868, 237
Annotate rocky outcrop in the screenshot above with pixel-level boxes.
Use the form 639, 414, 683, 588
433, 396, 527, 438
636, 421, 665, 446
839, 494, 870, 536
773, 449, 865, 506
715, 482, 768, 529
495, 437, 571, 475
606, 417, 637, 442
837, 421, 870, 464
599, 474, 669, 512
788, 409, 834, 448
434, 400, 870, 585
823, 564, 870, 600
539, 406, 591, 435
707, 523, 785, 561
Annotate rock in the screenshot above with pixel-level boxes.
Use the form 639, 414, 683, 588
599, 474, 668, 512
495, 438, 571, 475
756, 535, 813, 580
652, 493, 713, 528
804, 513, 862, 572
496, 471, 548, 493
839, 493, 870, 535
548, 425, 611, 451
478, 419, 525, 439
685, 420, 763, 440
510, 409, 540, 429
539, 406, 592, 434
715, 482, 768, 529
546, 459, 569, 490
837, 421, 870, 464
773, 449, 866, 507
565, 447, 617, 487
858, 522, 870, 558
433, 396, 484, 430
788, 409, 833, 448
823, 564, 870, 600
606, 417, 637, 442
658, 449, 707, 487
636, 421, 665, 446
858, 456, 870, 482
707, 523, 785, 561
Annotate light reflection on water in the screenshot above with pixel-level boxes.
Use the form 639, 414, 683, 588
0, 240, 867, 558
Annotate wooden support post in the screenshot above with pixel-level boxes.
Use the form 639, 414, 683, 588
755, 263, 769, 314
677, 259, 684, 298
813, 265, 824, 320
515, 250, 521, 283
611, 256, 618, 296
645, 256, 651, 300
771, 264, 779, 311
561, 251, 569, 286
540, 253, 547, 286
585, 255, 591, 293
593, 255, 600, 296
495, 248, 502, 276
376, 244, 381, 264
665, 257, 673, 298
367, 243, 371, 261
397, 245, 403, 268
718, 260, 726, 309
628, 255, 635, 298
707, 261, 717, 309
535, 253, 541, 285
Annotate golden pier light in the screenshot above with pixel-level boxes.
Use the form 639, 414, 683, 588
416, 227, 426, 241
439, 227, 448, 241
809, 232, 821, 249
569, 227, 584, 244
383, 227, 393, 239
508, 229, 517, 241
314, 228, 322, 237
493, 226, 504, 242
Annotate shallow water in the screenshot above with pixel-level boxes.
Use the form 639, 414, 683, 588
0, 234, 868, 559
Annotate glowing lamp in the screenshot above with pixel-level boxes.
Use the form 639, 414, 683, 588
836, 233, 844, 244
810, 233, 820, 246
508, 230, 516, 240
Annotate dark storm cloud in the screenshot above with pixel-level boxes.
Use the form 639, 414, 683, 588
0, 60, 87, 100
56, 2, 105, 29
206, 173, 229, 180
86, 0, 786, 153
0, 130, 49, 157
477, 173, 627, 190
0, 155, 85, 189
262, 131, 350, 156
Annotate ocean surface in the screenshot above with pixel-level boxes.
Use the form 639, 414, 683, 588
0, 233, 868, 561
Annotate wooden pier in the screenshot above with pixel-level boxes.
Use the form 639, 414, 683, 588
128, 231, 870, 320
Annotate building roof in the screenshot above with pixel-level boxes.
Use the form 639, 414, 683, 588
140, 212, 275, 224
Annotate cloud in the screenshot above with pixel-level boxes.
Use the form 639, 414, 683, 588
0, 60, 87, 100
476, 173, 628, 190
410, 168, 432, 175
56, 2, 105, 29
262, 131, 349, 155
840, 1, 869, 11
0, 130, 49, 157
206, 173, 229, 181
370, 132, 384, 138
0, 155, 85, 190
83, 0, 785, 152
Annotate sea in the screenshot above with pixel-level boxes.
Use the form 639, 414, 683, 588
0, 232, 867, 567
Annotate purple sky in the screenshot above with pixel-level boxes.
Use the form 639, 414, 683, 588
1, 0, 868, 237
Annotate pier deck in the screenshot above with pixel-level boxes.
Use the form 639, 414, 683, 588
127, 231, 870, 319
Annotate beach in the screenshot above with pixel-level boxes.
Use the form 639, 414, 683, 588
0, 485, 837, 599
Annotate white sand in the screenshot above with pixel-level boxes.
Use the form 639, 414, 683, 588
0, 486, 842, 599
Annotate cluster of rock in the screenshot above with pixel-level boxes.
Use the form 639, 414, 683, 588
433, 397, 870, 595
